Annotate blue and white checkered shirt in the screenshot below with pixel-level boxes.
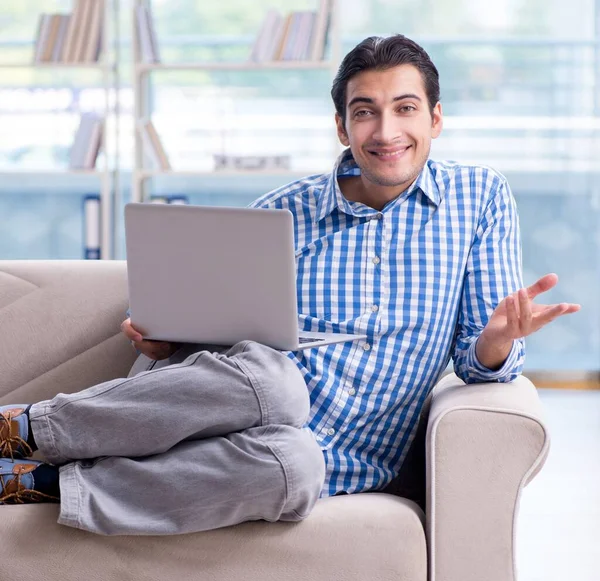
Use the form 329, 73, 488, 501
250, 149, 525, 497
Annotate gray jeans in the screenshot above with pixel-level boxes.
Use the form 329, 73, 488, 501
28, 341, 325, 536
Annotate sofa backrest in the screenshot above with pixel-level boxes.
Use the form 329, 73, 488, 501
0, 260, 137, 405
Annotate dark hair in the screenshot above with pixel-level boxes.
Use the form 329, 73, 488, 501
331, 34, 440, 124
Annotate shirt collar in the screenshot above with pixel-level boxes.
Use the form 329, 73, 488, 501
315, 148, 442, 223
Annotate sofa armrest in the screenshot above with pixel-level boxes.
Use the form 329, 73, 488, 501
426, 373, 549, 581
0, 260, 137, 405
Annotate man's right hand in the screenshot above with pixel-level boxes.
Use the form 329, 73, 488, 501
121, 318, 179, 361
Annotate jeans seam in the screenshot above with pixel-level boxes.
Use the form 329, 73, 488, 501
37, 352, 204, 418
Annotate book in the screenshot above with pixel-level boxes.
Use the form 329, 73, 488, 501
83, 118, 103, 169
250, 9, 280, 62
145, 4, 161, 63
61, 0, 85, 62
135, 5, 160, 63
282, 12, 301, 60
41, 14, 62, 62
274, 13, 293, 61
51, 15, 71, 62
83, 0, 104, 63
310, 0, 331, 61
71, 0, 92, 63
33, 14, 51, 63
145, 120, 170, 170
83, 194, 101, 259
294, 11, 316, 61
70, 112, 103, 169
137, 119, 170, 170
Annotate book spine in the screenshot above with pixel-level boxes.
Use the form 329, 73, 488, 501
274, 14, 292, 61
83, 118, 103, 169
83, 0, 104, 63
51, 15, 71, 62
32, 14, 47, 63
137, 120, 161, 168
62, 0, 83, 62
310, 0, 330, 61
136, 6, 154, 63
41, 14, 62, 63
34, 14, 52, 63
145, 120, 171, 170
73, 0, 92, 63
145, 4, 161, 63
83, 194, 101, 259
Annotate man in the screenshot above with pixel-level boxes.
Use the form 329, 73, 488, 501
0, 35, 579, 534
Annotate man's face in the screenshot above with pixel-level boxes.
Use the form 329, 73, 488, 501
336, 65, 443, 192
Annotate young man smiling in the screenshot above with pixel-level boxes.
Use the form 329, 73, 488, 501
0, 35, 579, 535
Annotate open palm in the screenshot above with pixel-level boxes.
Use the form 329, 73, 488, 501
483, 273, 581, 344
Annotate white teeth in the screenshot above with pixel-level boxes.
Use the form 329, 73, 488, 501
374, 150, 405, 157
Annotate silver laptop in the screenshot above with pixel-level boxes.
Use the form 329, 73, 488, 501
124, 203, 366, 351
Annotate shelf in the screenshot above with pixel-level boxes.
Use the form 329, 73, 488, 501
0, 169, 104, 176
136, 169, 310, 179
136, 60, 334, 73
0, 62, 114, 70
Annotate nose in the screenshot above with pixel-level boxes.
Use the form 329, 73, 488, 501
371, 110, 400, 144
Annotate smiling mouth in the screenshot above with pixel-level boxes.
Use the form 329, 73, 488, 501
368, 146, 411, 158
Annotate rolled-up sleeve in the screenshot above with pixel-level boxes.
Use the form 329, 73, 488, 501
453, 176, 526, 384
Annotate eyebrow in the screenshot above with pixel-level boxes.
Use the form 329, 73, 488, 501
347, 93, 423, 109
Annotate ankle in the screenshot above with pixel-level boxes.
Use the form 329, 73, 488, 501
32, 463, 60, 499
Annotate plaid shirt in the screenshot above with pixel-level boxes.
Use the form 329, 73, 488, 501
250, 149, 525, 497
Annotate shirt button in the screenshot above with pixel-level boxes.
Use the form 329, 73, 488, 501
363, 343, 371, 351
371, 304, 379, 312
372, 256, 380, 265
377, 213, 383, 220
327, 428, 335, 436
348, 388, 356, 396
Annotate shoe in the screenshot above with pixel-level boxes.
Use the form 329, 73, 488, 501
0, 459, 58, 504
0, 406, 33, 459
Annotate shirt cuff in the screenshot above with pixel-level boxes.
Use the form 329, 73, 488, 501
466, 337, 521, 381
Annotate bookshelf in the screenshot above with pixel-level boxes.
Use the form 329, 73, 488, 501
131, 0, 341, 204
0, 0, 120, 260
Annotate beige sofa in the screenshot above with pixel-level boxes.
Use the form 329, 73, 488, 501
0, 260, 549, 581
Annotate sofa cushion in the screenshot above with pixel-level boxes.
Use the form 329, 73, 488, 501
0, 493, 426, 581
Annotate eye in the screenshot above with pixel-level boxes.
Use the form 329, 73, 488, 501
399, 105, 417, 113
354, 109, 373, 118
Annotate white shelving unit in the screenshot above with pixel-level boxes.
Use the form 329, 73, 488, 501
0, 0, 120, 259
131, 0, 341, 204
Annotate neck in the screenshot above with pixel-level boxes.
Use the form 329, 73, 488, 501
339, 176, 408, 211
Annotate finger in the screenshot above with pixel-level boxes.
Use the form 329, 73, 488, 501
526, 273, 558, 300
127, 320, 145, 342
518, 288, 532, 332
505, 295, 520, 338
121, 319, 143, 342
510, 290, 521, 319
532, 303, 570, 329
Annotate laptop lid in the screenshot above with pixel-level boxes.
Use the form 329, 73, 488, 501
124, 203, 302, 350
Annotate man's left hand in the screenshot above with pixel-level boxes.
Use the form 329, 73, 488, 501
476, 273, 581, 369
483, 273, 580, 344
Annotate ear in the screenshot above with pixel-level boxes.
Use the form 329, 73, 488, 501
335, 113, 350, 146
431, 102, 443, 139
